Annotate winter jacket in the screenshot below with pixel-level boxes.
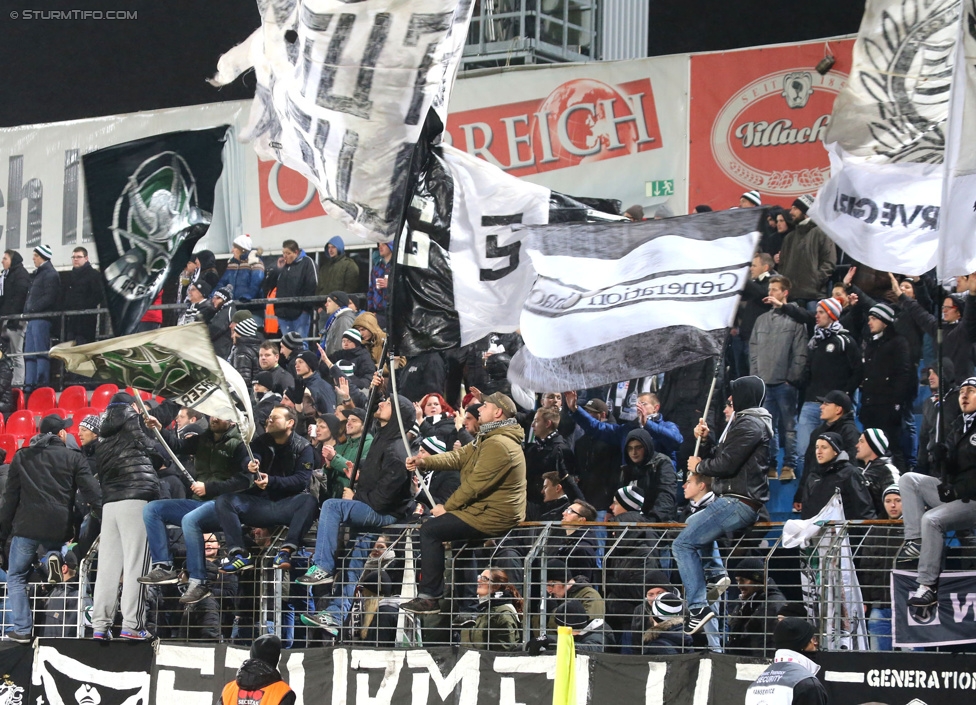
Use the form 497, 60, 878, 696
195, 250, 220, 291
353, 311, 388, 366
797, 321, 862, 401
327, 433, 373, 477
696, 376, 772, 504
397, 351, 448, 402
574, 429, 620, 512
198, 299, 234, 359
861, 456, 900, 517
851, 285, 926, 365
265, 250, 317, 320
230, 334, 263, 386
745, 650, 828, 705
246, 431, 314, 502
738, 272, 774, 342
776, 219, 837, 301
797, 451, 875, 520
940, 412, 976, 500
216, 251, 265, 301
0, 252, 30, 330
0, 433, 101, 543
545, 528, 600, 584
460, 597, 522, 651
630, 604, 692, 655
416, 467, 461, 508
62, 261, 103, 343
416, 413, 459, 451
726, 580, 787, 656
524, 431, 576, 501
898, 293, 976, 379
318, 237, 360, 290
95, 403, 161, 504
749, 308, 808, 385
331, 342, 376, 389
857, 523, 903, 608
25, 259, 61, 316
161, 425, 250, 501
353, 400, 413, 517
861, 327, 913, 407
799, 412, 861, 483
603, 521, 663, 626
37, 581, 88, 637
572, 407, 683, 466
620, 429, 677, 521
300, 370, 336, 415
423, 418, 527, 535
321, 307, 357, 358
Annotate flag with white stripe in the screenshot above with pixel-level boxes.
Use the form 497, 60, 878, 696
212, 0, 475, 242
809, 0, 958, 275
508, 208, 761, 391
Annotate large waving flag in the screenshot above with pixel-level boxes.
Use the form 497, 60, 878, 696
809, 0, 958, 275
83, 127, 229, 336
51, 323, 255, 441
212, 0, 475, 242
508, 208, 761, 391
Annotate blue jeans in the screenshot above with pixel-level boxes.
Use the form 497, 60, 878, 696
794, 401, 822, 478
143, 499, 220, 582
673, 497, 758, 610
318, 531, 376, 622
312, 499, 398, 572
215, 493, 319, 554
868, 606, 892, 651
24, 319, 51, 389
278, 313, 311, 347
8, 536, 59, 633
764, 384, 798, 469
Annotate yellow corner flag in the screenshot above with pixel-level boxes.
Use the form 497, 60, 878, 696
552, 626, 576, 705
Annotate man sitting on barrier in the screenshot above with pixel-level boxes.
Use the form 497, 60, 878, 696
679, 376, 772, 635
898, 376, 976, 612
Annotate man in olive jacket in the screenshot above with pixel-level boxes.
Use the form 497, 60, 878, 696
400, 392, 527, 615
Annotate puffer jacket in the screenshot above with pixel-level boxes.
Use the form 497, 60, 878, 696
620, 429, 677, 521
24, 259, 61, 316
95, 403, 161, 504
862, 456, 900, 517
230, 334, 262, 386
696, 376, 772, 504
797, 451, 875, 520
776, 219, 837, 301
216, 251, 265, 301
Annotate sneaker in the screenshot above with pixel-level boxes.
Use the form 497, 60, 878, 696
178, 568, 189, 585
220, 553, 254, 574
399, 597, 441, 615
137, 565, 180, 585
179, 583, 213, 605
684, 605, 715, 635
300, 611, 341, 635
779, 466, 796, 482
897, 540, 922, 564
907, 585, 937, 608
452, 613, 478, 628
273, 549, 293, 570
5, 631, 30, 644
92, 630, 112, 642
119, 629, 153, 641
295, 566, 336, 586
766, 467, 778, 479
47, 553, 62, 584
706, 575, 732, 603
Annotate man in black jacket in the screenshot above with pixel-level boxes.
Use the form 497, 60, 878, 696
0, 415, 101, 642
23, 244, 61, 391
797, 390, 860, 487
62, 246, 103, 345
525, 406, 576, 502
679, 376, 772, 634
265, 239, 318, 340
0, 250, 30, 387
294, 350, 336, 414
620, 429, 677, 521
214, 405, 317, 574
795, 432, 875, 520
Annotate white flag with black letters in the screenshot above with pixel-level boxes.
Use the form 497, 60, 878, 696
508, 208, 761, 391
212, 0, 475, 242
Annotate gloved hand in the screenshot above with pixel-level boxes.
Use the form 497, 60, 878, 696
938, 481, 958, 503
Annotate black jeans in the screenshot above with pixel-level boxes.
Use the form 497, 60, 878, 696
214, 493, 319, 552
418, 513, 490, 599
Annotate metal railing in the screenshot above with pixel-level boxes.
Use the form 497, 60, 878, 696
22, 517, 952, 653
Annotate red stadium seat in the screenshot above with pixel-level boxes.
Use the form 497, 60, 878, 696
90, 384, 119, 411
0, 414, 6, 435
0, 434, 17, 462
41, 408, 69, 420
58, 385, 89, 411
12, 388, 25, 412
26, 387, 56, 414
6, 411, 36, 441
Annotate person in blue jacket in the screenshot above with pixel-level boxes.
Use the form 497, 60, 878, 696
216, 234, 265, 302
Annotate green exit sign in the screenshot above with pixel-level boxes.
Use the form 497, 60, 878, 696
645, 180, 675, 198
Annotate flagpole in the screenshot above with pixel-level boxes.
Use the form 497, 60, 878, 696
694, 358, 721, 459
347, 337, 389, 493
133, 393, 196, 485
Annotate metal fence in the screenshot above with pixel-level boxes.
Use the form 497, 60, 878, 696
11, 517, 954, 654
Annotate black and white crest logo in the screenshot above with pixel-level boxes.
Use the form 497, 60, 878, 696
858, 0, 959, 162
782, 72, 814, 109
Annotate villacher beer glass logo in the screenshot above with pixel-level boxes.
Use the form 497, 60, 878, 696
711, 68, 848, 197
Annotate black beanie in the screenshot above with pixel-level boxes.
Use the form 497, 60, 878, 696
553, 599, 589, 629
111, 392, 136, 405
773, 617, 815, 651
250, 633, 282, 667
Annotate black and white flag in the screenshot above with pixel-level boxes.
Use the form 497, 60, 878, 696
83, 127, 228, 336
508, 209, 761, 391
213, 0, 475, 242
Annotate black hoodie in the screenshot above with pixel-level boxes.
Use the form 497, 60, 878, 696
621, 429, 676, 521
354, 395, 414, 517
0, 251, 30, 329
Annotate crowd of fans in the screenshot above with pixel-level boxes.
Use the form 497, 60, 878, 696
0, 190, 969, 661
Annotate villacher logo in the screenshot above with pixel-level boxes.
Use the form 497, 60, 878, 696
711, 68, 848, 196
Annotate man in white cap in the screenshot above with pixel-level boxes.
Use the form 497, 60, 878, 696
739, 190, 762, 208
23, 244, 60, 392
777, 193, 837, 309
216, 234, 265, 301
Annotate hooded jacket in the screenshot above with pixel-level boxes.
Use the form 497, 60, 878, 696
460, 593, 522, 652
316, 237, 361, 296
265, 249, 318, 319
95, 403, 161, 504
353, 395, 413, 517
353, 311, 388, 366
216, 249, 265, 301
630, 604, 692, 655
0, 433, 101, 543
696, 376, 772, 503
222, 660, 295, 705
0, 251, 30, 330
798, 450, 875, 520
422, 417, 527, 534
776, 219, 837, 300
799, 411, 861, 482
621, 429, 676, 521
194, 250, 220, 291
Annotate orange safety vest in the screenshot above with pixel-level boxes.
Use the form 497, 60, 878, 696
221, 680, 293, 705
264, 287, 279, 334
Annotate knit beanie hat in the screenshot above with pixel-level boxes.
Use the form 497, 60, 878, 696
79, 414, 101, 434
817, 431, 843, 455
233, 234, 253, 252
553, 600, 589, 629
342, 328, 362, 345
868, 303, 895, 326
793, 194, 815, 214
818, 297, 842, 321
863, 428, 889, 456
741, 190, 762, 206
254, 371, 275, 391
296, 350, 318, 370
235, 317, 259, 338
34, 244, 52, 260
421, 436, 447, 455
232, 310, 254, 324
773, 617, 815, 651
250, 633, 282, 667
329, 291, 350, 309
615, 483, 644, 512
882, 483, 901, 500
336, 361, 356, 377
650, 591, 683, 619
281, 331, 304, 351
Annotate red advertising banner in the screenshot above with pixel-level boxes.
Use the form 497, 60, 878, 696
257, 158, 327, 229
690, 39, 855, 211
